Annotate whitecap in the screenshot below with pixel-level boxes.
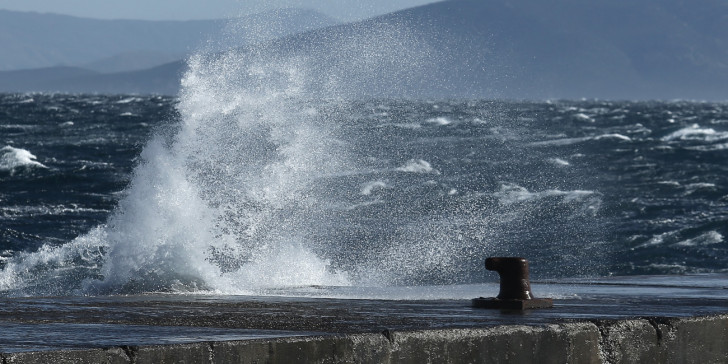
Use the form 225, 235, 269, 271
528, 137, 591, 147
361, 181, 387, 195
594, 133, 632, 142
548, 158, 570, 166
685, 143, 728, 152
59, 121, 74, 127
633, 232, 672, 249
673, 231, 724, 247
0, 146, 47, 172
115, 97, 142, 104
661, 124, 728, 142
683, 183, 717, 195
397, 159, 436, 173
573, 113, 594, 122
425, 117, 451, 125
494, 183, 598, 205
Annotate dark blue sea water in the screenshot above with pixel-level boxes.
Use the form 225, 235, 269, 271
2, 91, 727, 297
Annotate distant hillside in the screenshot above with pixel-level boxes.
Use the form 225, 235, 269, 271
81, 51, 185, 73
296, 0, 727, 100
0, 8, 338, 72
1, 0, 727, 100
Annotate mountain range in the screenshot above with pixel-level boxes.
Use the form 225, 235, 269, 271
1, 0, 727, 100
0, 8, 338, 72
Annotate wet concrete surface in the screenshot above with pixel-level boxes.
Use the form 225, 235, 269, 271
1, 275, 727, 353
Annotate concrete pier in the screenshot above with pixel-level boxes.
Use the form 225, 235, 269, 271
2, 275, 727, 363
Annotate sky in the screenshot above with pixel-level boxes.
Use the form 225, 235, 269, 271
0, 0, 441, 21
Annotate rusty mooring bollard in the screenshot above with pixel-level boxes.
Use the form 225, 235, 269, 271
472, 257, 553, 309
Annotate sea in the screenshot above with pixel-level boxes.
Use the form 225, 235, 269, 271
1, 52, 727, 298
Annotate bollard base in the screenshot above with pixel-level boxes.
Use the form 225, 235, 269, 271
471, 297, 553, 310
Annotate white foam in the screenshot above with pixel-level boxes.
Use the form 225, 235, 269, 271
548, 157, 570, 166
0, 146, 47, 172
530, 133, 631, 147
529, 137, 591, 147
673, 231, 724, 247
573, 113, 594, 122
425, 117, 452, 125
115, 97, 142, 104
662, 124, 728, 142
207, 243, 350, 294
494, 183, 600, 207
594, 133, 632, 142
397, 159, 436, 173
685, 143, 728, 152
684, 183, 717, 195
0, 228, 107, 293
361, 180, 388, 195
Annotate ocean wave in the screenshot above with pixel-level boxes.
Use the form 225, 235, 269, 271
0, 124, 39, 131
529, 133, 631, 147
673, 231, 724, 247
547, 157, 570, 166
593, 133, 632, 142
494, 183, 600, 206
115, 97, 144, 104
0, 228, 107, 294
634, 230, 724, 250
633, 231, 673, 249
396, 159, 437, 173
684, 182, 717, 195
572, 113, 594, 122
661, 124, 728, 142
425, 117, 452, 125
684, 142, 728, 152
0, 204, 108, 219
361, 180, 388, 195
0, 146, 47, 172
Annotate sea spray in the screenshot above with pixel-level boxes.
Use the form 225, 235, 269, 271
86, 49, 364, 293
0, 15, 622, 296
0, 16, 442, 295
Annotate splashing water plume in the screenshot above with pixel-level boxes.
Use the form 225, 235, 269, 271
0, 16, 450, 296
0, 14, 619, 297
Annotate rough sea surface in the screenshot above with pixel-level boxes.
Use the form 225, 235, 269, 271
1, 92, 726, 297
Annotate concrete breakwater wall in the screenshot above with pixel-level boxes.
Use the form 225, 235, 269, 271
4, 314, 727, 364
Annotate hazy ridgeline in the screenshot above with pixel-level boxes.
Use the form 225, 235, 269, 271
1, 1, 727, 297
